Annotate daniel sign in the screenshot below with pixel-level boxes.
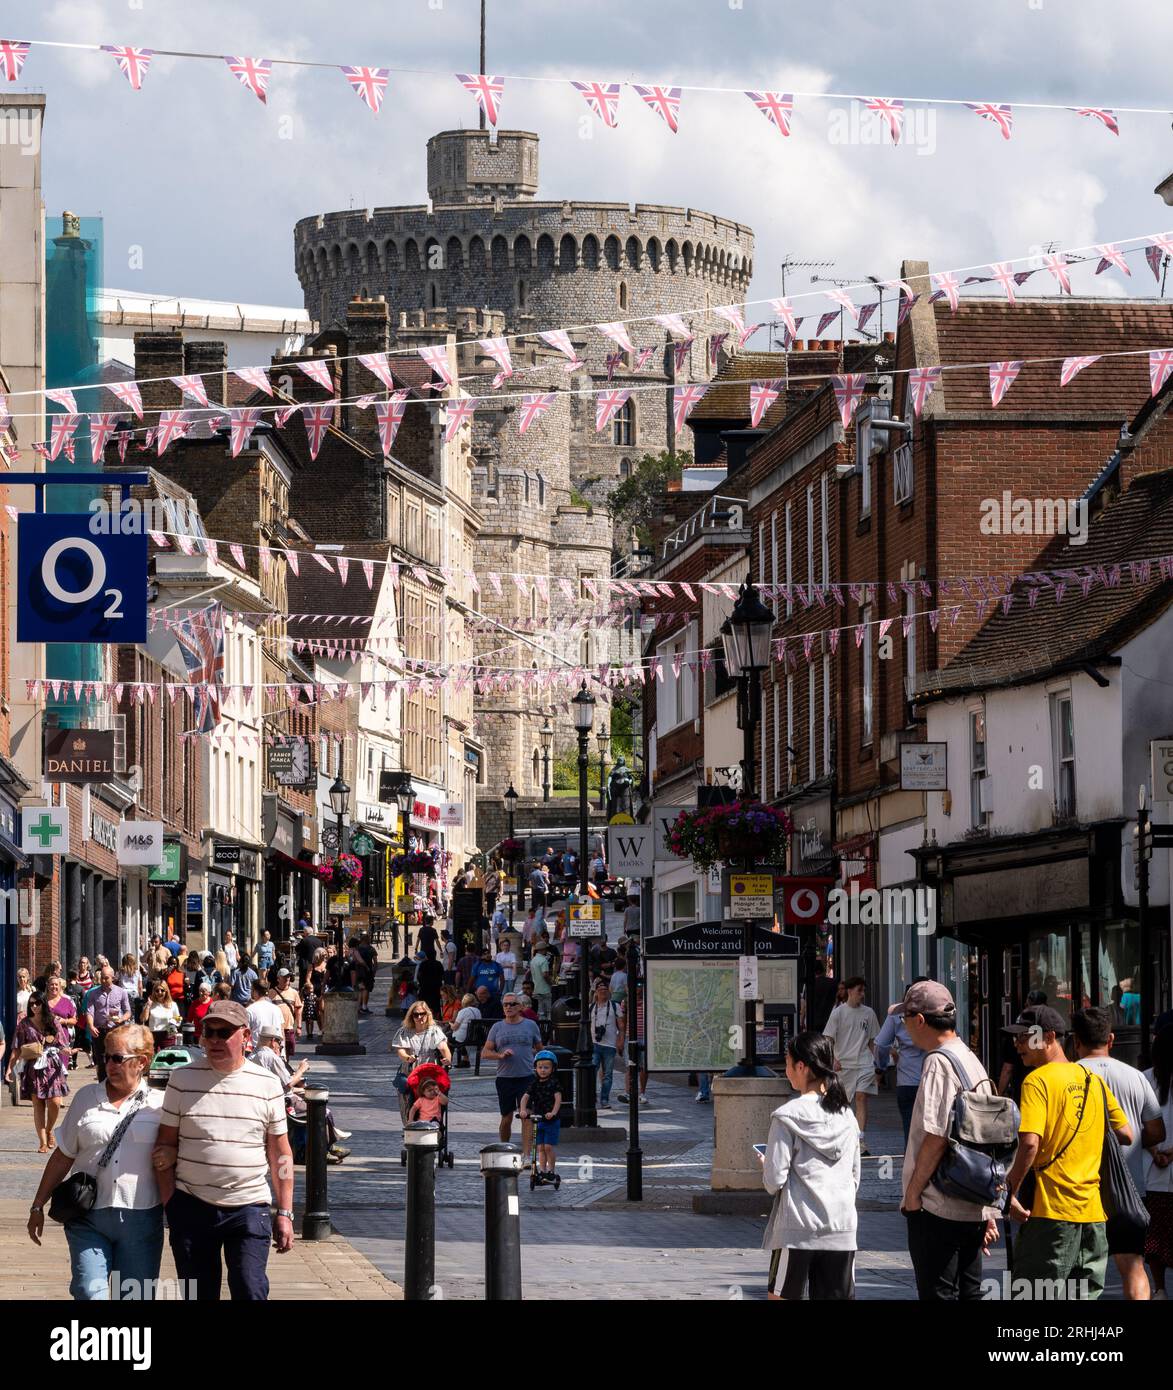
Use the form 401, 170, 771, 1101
117, 820, 164, 866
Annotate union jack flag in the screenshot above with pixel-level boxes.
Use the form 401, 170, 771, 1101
855, 304, 878, 336
1060, 356, 1100, 387
357, 352, 397, 390
171, 374, 210, 407
302, 403, 335, 459
478, 336, 513, 386
108, 380, 144, 418
654, 312, 691, 339
1093, 243, 1131, 278
598, 321, 635, 353
738, 322, 764, 349
967, 102, 1013, 140
0, 41, 30, 82
227, 407, 263, 456
881, 277, 915, 300
633, 346, 656, 370
298, 359, 334, 391
274, 404, 301, 429
988, 261, 1019, 304
48, 414, 79, 461
102, 46, 153, 91
672, 339, 693, 371
442, 398, 476, 443
1043, 253, 1072, 294
375, 391, 409, 455
1071, 107, 1119, 136
816, 311, 839, 337
831, 374, 866, 430
712, 305, 745, 334
908, 367, 941, 418
931, 271, 961, 313
864, 96, 904, 144
86, 413, 122, 458
418, 344, 456, 390
988, 360, 1022, 407
234, 366, 272, 396
539, 329, 583, 370
571, 81, 620, 128
455, 73, 504, 127
604, 351, 624, 382
749, 380, 782, 428
1147, 245, 1166, 282
1150, 350, 1173, 397
632, 84, 681, 133
224, 56, 273, 104
341, 65, 389, 115
745, 90, 794, 136
709, 332, 730, 365
518, 393, 556, 435
595, 388, 631, 433
175, 603, 225, 733
672, 384, 708, 433
768, 297, 797, 337
1149, 234, 1173, 274
45, 387, 78, 413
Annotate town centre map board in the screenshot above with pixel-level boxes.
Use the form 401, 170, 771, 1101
644, 921, 799, 1073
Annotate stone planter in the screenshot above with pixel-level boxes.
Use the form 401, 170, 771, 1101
315, 989, 367, 1056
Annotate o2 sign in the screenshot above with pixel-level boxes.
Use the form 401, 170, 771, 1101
17, 514, 147, 643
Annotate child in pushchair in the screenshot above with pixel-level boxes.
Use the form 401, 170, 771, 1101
401, 1062, 454, 1168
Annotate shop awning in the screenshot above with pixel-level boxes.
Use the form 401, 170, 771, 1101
267, 850, 322, 879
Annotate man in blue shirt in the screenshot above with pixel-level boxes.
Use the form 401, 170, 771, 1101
470, 950, 505, 1001
874, 988, 929, 1143
229, 954, 260, 1005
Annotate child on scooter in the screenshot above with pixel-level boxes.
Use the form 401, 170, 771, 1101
520, 1050, 563, 1184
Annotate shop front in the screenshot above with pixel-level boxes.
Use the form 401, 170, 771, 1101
262, 795, 304, 940
0, 770, 30, 1038
148, 839, 189, 943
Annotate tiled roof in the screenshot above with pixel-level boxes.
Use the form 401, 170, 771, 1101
917, 466, 1173, 698
286, 539, 395, 621
687, 352, 789, 426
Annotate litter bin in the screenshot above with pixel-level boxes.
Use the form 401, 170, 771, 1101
549, 998, 582, 1112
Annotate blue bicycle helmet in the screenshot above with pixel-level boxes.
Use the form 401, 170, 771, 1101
534, 1049, 559, 1065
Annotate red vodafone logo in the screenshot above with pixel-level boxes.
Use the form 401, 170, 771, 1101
780, 877, 832, 926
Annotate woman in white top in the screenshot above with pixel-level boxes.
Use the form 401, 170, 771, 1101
16, 967, 32, 1022
391, 1002, 451, 1124
139, 982, 181, 1051
27, 1022, 165, 1300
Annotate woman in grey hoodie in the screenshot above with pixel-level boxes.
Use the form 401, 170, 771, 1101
761, 1031, 862, 1300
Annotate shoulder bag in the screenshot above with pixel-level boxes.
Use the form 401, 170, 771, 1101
1091, 1073, 1150, 1228
48, 1090, 148, 1225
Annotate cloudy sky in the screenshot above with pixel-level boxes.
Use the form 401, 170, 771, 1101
13, 0, 1173, 319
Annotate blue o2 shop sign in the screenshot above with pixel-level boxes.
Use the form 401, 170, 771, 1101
18, 512, 147, 644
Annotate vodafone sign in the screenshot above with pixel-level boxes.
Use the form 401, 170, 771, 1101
779, 877, 833, 927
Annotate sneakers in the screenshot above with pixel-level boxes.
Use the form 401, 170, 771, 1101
695, 1092, 711, 1104
615, 1092, 630, 1104
639, 1093, 648, 1105
333, 1128, 352, 1141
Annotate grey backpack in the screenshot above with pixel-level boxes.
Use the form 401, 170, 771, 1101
929, 1048, 1020, 1206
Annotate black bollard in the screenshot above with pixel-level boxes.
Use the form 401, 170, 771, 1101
626, 1038, 643, 1201
404, 1121, 439, 1300
480, 1143, 523, 1300
302, 1087, 331, 1241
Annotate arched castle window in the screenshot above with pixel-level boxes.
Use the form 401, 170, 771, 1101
517, 280, 526, 308
582, 235, 599, 271
604, 236, 620, 271
619, 458, 632, 479
581, 631, 592, 665
618, 281, 628, 311
612, 398, 634, 447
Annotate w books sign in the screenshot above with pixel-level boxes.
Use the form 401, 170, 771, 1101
608, 825, 654, 878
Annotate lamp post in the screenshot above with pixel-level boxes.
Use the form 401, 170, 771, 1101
503, 780, 519, 937
394, 776, 414, 958
328, 774, 351, 958
596, 727, 611, 813
719, 581, 776, 1077
572, 681, 598, 1129
539, 720, 553, 803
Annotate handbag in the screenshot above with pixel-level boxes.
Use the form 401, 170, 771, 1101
1092, 1074, 1150, 1228
18, 1041, 44, 1061
48, 1090, 147, 1226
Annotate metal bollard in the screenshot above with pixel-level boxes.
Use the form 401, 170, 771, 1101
302, 1087, 331, 1241
480, 1143, 523, 1300
625, 1039, 643, 1202
404, 1121, 440, 1301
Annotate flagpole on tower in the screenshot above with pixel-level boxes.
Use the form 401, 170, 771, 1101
479, 0, 487, 131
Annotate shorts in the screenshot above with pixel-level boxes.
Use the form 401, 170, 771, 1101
535, 1118, 561, 1146
772, 1248, 856, 1300
495, 1076, 532, 1117
840, 1062, 878, 1101
1106, 1210, 1148, 1257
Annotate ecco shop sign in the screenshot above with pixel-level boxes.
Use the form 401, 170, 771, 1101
18, 513, 147, 644
117, 820, 164, 866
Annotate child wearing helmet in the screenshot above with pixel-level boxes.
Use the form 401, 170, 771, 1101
520, 1051, 563, 1185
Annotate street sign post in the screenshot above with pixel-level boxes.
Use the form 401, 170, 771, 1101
728, 872, 774, 919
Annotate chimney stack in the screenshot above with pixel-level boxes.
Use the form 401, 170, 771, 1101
134, 331, 184, 417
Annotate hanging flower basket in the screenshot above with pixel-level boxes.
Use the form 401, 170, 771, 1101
665, 801, 792, 874
498, 837, 524, 864
319, 852, 364, 888
390, 850, 437, 878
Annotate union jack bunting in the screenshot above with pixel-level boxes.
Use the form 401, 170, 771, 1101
1146, 246, 1165, 282
967, 102, 1013, 139
1150, 350, 1173, 397
284, 549, 299, 577
672, 384, 708, 433
745, 90, 794, 135
672, 340, 693, 371
1, 40, 29, 82
571, 81, 621, 128
827, 289, 861, 325
357, 352, 397, 390
737, 322, 763, 349
896, 294, 919, 328
108, 380, 144, 418
340, 65, 389, 115
171, 374, 210, 407
48, 415, 79, 461
1094, 243, 1131, 278
539, 329, 583, 369
595, 388, 631, 433
654, 313, 692, 339
713, 305, 745, 334
478, 337, 513, 386
1149, 234, 1173, 269
749, 380, 781, 428
155, 410, 194, 454
227, 407, 263, 457
442, 398, 476, 443
224, 56, 273, 104
234, 367, 272, 396
831, 375, 866, 430
1060, 356, 1100, 387
987, 261, 1019, 304
518, 393, 556, 434
931, 271, 961, 313
880, 277, 915, 300
855, 304, 877, 337
174, 603, 225, 732
86, 414, 122, 458
632, 84, 681, 132
455, 73, 504, 126
375, 392, 409, 455
768, 298, 798, 336
634, 346, 656, 370
102, 46, 154, 91
604, 351, 624, 383
362, 559, 375, 588
298, 360, 334, 391
1071, 107, 1119, 136
988, 360, 1023, 407
45, 387, 79, 413
230, 544, 246, 569
302, 403, 335, 459
864, 96, 904, 143
418, 343, 456, 390
598, 321, 635, 353
273, 403, 301, 429
709, 332, 729, 365
815, 311, 839, 337
908, 366, 941, 418
1042, 253, 1072, 294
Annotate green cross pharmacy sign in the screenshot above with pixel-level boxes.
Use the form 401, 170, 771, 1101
21, 806, 70, 857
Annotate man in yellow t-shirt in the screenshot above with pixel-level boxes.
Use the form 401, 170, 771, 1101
1003, 1006, 1132, 1299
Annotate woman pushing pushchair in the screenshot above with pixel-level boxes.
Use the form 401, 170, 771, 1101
391, 1002, 451, 1127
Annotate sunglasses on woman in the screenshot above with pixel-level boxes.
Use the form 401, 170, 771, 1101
105, 1053, 145, 1066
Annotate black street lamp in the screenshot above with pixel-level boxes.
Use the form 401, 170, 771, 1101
539, 720, 554, 803
719, 581, 775, 1077
596, 727, 611, 812
328, 774, 351, 957
503, 780, 519, 935
571, 681, 598, 1129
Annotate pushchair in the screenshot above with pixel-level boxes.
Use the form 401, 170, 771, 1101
399, 1061, 454, 1168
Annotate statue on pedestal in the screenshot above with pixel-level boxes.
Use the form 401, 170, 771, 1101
606, 756, 635, 821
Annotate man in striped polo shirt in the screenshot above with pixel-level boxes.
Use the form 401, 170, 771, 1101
152, 1000, 294, 1300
